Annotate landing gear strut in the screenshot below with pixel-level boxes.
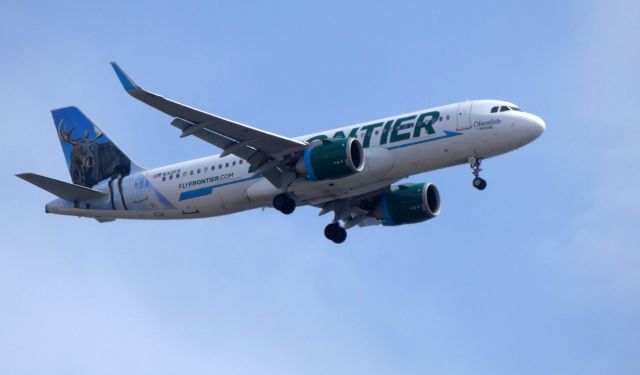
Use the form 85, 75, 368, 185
273, 193, 296, 214
324, 222, 347, 244
469, 157, 487, 190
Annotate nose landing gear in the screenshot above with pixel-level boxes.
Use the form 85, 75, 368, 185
469, 157, 487, 190
473, 177, 487, 190
324, 222, 347, 244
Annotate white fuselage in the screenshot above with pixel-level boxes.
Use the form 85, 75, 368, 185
45, 100, 545, 220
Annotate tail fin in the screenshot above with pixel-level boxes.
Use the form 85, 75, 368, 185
51, 106, 143, 187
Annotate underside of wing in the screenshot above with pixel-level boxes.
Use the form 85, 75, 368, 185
316, 187, 388, 229
316, 181, 442, 229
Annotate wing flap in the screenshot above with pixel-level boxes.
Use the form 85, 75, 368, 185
170, 117, 265, 162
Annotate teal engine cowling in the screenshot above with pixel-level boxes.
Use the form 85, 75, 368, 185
296, 138, 365, 180
373, 183, 441, 226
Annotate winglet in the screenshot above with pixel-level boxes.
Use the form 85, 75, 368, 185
110, 62, 139, 92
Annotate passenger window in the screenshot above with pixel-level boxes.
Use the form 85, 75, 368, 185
204, 167, 208, 172
239, 160, 243, 164
212, 165, 216, 170
197, 169, 201, 173
232, 161, 236, 166
169, 175, 173, 180
162, 176, 166, 181
219, 164, 222, 169
225, 163, 229, 167
439, 117, 443, 121
446, 115, 450, 120
500, 106, 510, 112
190, 170, 194, 175
491, 106, 498, 113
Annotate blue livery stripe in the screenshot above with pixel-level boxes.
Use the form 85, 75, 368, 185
380, 192, 395, 226
177, 174, 263, 201
303, 148, 317, 181
179, 186, 214, 201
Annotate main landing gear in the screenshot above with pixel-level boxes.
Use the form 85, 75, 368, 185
273, 193, 296, 215
324, 222, 347, 244
469, 156, 487, 191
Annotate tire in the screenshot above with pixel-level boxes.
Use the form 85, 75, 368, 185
324, 223, 340, 241
333, 227, 347, 244
478, 179, 487, 190
281, 198, 296, 215
473, 177, 487, 190
273, 194, 288, 211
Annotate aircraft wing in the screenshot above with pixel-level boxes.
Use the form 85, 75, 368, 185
314, 183, 397, 229
110, 62, 307, 186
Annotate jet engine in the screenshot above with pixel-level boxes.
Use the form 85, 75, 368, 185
296, 138, 365, 180
373, 183, 441, 226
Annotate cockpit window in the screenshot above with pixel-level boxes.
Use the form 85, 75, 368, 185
490, 106, 498, 113
510, 106, 522, 111
499, 106, 510, 112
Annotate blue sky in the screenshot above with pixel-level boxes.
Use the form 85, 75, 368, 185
1, 0, 639, 373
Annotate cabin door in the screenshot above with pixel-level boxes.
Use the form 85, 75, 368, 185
456, 101, 472, 130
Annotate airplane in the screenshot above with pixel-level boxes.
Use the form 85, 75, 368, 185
17, 62, 545, 243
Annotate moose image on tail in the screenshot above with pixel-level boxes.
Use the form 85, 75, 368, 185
54, 107, 133, 188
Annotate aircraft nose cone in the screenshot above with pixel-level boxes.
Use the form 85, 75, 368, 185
528, 114, 545, 138
534, 114, 546, 132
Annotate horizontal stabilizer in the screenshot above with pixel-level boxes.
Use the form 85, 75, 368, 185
17, 173, 107, 202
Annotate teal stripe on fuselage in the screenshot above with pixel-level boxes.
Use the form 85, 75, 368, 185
387, 130, 463, 150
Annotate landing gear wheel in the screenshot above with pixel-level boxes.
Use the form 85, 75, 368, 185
469, 157, 487, 191
334, 227, 347, 244
324, 223, 347, 244
281, 198, 296, 214
273, 193, 296, 215
473, 177, 487, 190
324, 223, 340, 240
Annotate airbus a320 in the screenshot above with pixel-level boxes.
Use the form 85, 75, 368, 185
18, 63, 545, 243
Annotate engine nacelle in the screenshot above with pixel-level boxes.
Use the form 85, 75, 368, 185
296, 138, 365, 181
373, 183, 441, 226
